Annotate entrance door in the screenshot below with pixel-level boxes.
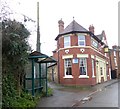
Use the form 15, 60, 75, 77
96, 62, 101, 83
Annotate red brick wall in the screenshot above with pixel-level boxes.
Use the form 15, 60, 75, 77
53, 33, 110, 86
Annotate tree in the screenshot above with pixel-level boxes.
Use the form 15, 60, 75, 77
2, 19, 31, 106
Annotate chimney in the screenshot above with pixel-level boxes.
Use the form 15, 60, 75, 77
89, 25, 94, 34
58, 19, 64, 33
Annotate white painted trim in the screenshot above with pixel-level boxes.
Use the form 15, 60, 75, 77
92, 76, 96, 78
77, 54, 89, 58
57, 46, 108, 59
62, 55, 73, 59
91, 55, 95, 59
63, 75, 73, 78
96, 56, 106, 63
77, 33, 88, 36
79, 75, 89, 78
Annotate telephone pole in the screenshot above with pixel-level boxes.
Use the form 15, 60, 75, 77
36, 2, 41, 52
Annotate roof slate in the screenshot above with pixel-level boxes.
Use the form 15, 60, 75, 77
59, 20, 88, 35
96, 34, 103, 40
55, 20, 104, 45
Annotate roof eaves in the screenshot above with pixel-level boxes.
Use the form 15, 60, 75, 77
90, 33, 104, 45
55, 31, 90, 41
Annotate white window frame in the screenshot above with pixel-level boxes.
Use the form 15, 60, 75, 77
114, 58, 117, 66
64, 59, 73, 78
79, 58, 89, 78
114, 51, 116, 57
91, 38, 98, 48
64, 36, 70, 48
92, 59, 95, 78
78, 35, 85, 46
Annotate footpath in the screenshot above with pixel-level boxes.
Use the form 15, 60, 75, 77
37, 79, 118, 107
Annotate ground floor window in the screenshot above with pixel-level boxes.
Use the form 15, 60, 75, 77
64, 59, 72, 76
92, 59, 95, 77
79, 58, 87, 75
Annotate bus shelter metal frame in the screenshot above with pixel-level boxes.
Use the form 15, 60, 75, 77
25, 51, 56, 97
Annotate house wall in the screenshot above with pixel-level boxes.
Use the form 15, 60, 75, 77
53, 33, 110, 86
110, 46, 120, 78
48, 65, 58, 83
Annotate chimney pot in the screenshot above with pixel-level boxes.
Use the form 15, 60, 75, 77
89, 25, 94, 34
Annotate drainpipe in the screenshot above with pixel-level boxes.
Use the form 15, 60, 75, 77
109, 49, 112, 79
58, 38, 60, 84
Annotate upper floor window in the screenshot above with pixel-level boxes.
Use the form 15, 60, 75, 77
64, 59, 72, 76
64, 36, 70, 48
91, 38, 98, 48
78, 35, 85, 46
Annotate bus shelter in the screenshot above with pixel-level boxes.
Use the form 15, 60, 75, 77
24, 51, 56, 97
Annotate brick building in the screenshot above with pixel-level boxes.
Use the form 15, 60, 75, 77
110, 45, 120, 79
51, 19, 111, 86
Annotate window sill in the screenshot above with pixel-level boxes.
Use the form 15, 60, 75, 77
63, 75, 73, 78
79, 75, 89, 78
92, 76, 96, 78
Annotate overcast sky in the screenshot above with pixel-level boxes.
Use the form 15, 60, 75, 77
4, 0, 119, 56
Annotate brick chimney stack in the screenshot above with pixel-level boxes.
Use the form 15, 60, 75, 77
58, 19, 64, 33
89, 25, 94, 34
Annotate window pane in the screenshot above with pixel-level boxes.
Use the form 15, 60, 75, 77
78, 36, 85, 46
79, 41, 85, 46
64, 59, 72, 75
66, 68, 72, 75
64, 36, 70, 47
78, 36, 85, 40
80, 67, 86, 75
91, 38, 98, 48
80, 58, 87, 75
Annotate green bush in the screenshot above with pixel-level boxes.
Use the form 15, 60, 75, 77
41, 87, 53, 97
3, 91, 41, 108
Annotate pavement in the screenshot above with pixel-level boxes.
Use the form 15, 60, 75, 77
36, 79, 118, 107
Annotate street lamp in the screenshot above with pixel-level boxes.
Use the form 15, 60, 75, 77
104, 45, 109, 53
104, 45, 112, 79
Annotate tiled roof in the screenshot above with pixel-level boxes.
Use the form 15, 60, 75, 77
55, 20, 89, 40
59, 20, 88, 35
96, 34, 103, 41
96, 31, 106, 41
55, 20, 104, 45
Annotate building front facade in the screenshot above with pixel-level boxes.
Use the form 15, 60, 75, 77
110, 45, 120, 79
52, 19, 111, 86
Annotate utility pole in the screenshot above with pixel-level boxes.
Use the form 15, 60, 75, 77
35, 2, 41, 79
36, 2, 41, 52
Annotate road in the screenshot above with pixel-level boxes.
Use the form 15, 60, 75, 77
76, 82, 119, 107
